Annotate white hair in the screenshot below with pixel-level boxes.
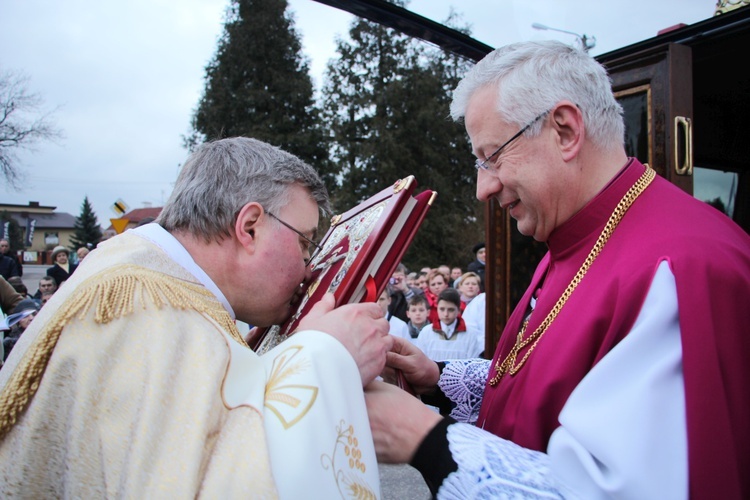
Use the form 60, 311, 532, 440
450, 40, 624, 150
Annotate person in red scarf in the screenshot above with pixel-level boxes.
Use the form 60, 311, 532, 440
366, 40, 750, 499
415, 288, 482, 361
423, 269, 449, 324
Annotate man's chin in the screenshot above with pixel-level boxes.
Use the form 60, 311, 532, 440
241, 301, 295, 328
251, 314, 288, 329
515, 219, 535, 238
238, 315, 280, 329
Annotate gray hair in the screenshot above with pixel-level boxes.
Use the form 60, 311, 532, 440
157, 137, 330, 242
450, 40, 624, 150
39, 276, 56, 286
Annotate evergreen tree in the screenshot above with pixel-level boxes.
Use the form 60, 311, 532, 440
70, 196, 102, 250
322, 10, 483, 270
187, 0, 335, 192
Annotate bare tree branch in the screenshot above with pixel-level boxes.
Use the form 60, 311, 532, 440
0, 69, 64, 188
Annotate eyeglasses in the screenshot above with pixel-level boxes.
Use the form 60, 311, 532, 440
266, 211, 323, 261
474, 109, 552, 171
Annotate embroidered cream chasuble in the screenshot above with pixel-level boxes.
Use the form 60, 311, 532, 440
0, 231, 380, 498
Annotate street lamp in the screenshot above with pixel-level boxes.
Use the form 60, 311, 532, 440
531, 22, 596, 52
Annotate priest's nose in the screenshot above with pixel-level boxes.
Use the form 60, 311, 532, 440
476, 168, 502, 202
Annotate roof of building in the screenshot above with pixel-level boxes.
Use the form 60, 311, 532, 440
105, 207, 163, 231
0, 201, 56, 212
7, 211, 77, 229
120, 207, 162, 222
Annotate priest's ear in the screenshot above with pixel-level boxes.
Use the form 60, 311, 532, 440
550, 101, 584, 161
235, 202, 264, 251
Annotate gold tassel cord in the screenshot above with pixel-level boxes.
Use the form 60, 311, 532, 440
0, 264, 246, 441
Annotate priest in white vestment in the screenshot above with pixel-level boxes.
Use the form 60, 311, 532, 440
0, 138, 393, 498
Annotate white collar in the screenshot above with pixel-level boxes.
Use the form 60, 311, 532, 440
440, 320, 456, 339
131, 223, 235, 319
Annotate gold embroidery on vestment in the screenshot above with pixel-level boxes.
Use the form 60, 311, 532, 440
321, 420, 376, 499
0, 264, 246, 441
264, 345, 319, 429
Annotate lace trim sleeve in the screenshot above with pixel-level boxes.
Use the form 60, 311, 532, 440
437, 359, 490, 424
440, 423, 561, 499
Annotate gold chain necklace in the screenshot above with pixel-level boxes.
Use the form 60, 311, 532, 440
489, 166, 656, 386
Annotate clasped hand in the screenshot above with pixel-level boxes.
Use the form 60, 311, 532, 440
365, 337, 443, 463
381, 336, 441, 394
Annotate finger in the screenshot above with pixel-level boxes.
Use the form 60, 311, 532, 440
376, 317, 390, 335
383, 333, 395, 351
389, 335, 413, 354
363, 302, 387, 319
335, 301, 382, 320
318, 292, 336, 310
303, 292, 336, 322
386, 350, 412, 371
366, 303, 390, 322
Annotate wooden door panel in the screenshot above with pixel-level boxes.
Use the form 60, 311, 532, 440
605, 43, 694, 192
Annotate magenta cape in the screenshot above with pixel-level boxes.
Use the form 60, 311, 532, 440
477, 159, 750, 499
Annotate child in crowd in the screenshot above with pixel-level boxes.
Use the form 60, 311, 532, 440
416, 288, 483, 361
425, 269, 449, 323
415, 271, 429, 293
377, 289, 410, 340
405, 295, 430, 341
456, 271, 482, 311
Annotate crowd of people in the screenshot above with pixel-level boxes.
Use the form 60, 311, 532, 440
384, 261, 487, 362
0, 39, 748, 499
0, 241, 92, 364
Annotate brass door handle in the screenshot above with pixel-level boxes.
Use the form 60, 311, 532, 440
674, 116, 693, 175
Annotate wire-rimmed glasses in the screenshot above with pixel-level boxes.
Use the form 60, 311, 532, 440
474, 109, 552, 171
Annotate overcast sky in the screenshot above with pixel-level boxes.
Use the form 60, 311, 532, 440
1, 0, 716, 226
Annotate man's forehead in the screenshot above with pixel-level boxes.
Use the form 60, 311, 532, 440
465, 86, 510, 151
278, 187, 320, 228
